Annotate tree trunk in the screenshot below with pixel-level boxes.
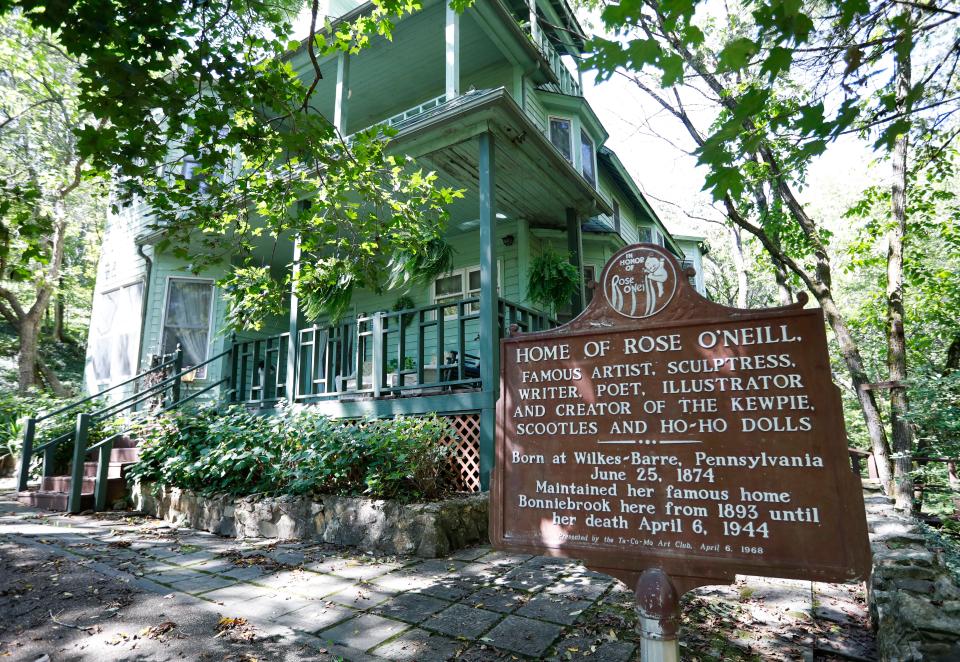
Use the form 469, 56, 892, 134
888, 21, 915, 511
729, 225, 749, 308
54, 276, 66, 343
17, 313, 42, 393
772, 256, 793, 306
814, 288, 895, 490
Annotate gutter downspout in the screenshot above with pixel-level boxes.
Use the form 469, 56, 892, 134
135, 241, 152, 374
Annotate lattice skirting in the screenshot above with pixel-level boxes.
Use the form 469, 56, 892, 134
336, 413, 482, 493
442, 413, 481, 493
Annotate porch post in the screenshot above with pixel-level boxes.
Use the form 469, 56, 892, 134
478, 131, 497, 490
445, 4, 460, 99
566, 207, 585, 314
516, 218, 530, 304
286, 235, 301, 402
334, 51, 350, 135
528, 0, 539, 44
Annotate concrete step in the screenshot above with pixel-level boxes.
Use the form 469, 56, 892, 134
110, 447, 139, 463
79, 461, 125, 479
16, 490, 92, 511
112, 435, 139, 449
25, 476, 127, 510
42, 475, 95, 492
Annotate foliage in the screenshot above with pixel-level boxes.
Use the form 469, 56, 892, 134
1, 0, 464, 330
527, 247, 581, 312
587, 0, 959, 202
128, 404, 456, 502
0, 12, 107, 392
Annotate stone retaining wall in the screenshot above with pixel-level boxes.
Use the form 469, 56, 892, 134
864, 482, 960, 661
130, 482, 489, 558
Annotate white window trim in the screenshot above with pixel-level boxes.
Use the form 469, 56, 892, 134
91, 279, 146, 383
579, 128, 597, 188
583, 262, 598, 304
548, 115, 574, 164
159, 276, 216, 380
432, 263, 503, 318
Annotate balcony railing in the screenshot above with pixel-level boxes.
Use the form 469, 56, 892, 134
531, 28, 582, 97
229, 298, 558, 406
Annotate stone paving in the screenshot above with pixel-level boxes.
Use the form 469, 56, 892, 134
0, 487, 876, 661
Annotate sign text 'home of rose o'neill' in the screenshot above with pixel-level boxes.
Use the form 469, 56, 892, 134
491, 243, 871, 593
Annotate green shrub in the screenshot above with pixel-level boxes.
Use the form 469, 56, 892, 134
128, 404, 455, 501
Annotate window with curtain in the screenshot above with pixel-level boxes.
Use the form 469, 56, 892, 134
161, 279, 214, 378
89, 281, 144, 384
433, 265, 501, 317
584, 265, 597, 305
549, 117, 572, 162
580, 129, 595, 186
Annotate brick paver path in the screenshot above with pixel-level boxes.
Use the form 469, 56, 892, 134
0, 488, 875, 661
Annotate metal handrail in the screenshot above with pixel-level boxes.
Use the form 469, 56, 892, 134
34, 355, 177, 423
17, 343, 236, 509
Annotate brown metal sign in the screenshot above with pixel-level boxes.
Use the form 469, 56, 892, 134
491, 243, 871, 594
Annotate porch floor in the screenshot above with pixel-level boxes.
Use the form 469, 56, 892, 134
0, 482, 874, 661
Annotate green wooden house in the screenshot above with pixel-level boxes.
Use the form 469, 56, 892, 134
82, 0, 707, 491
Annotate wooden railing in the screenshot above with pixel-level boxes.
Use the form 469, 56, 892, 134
230, 298, 558, 405
531, 29, 582, 97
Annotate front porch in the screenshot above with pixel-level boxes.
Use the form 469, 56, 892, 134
229, 296, 556, 412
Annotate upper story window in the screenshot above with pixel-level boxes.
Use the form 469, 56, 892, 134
580, 130, 596, 186
549, 117, 572, 162
612, 200, 621, 234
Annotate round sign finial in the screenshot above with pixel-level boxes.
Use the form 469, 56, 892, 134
602, 245, 678, 318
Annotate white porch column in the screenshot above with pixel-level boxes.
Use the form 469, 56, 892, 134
286, 235, 301, 402
334, 51, 350, 135
528, 0, 539, 44
445, 4, 460, 99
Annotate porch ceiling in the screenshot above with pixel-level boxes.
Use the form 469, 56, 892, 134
391, 89, 611, 229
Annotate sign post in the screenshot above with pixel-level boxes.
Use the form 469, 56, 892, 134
491, 243, 871, 655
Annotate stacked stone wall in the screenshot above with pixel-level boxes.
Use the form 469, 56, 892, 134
864, 482, 960, 661
130, 482, 488, 558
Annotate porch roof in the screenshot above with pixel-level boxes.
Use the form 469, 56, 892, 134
388, 87, 614, 228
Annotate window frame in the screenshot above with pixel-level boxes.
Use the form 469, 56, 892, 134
548, 115, 574, 163
432, 263, 503, 319
583, 263, 598, 305
579, 128, 596, 187
159, 276, 216, 379
90, 279, 145, 384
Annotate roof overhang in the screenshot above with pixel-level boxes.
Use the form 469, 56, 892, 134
389, 87, 613, 223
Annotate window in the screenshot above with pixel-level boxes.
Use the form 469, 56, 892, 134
580, 129, 595, 186
549, 117, 572, 162
161, 278, 214, 378
88, 281, 144, 384
433, 265, 500, 317
181, 157, 208, 195
584, 265, 597, 305
612, 201, 621, 234
638, 226, 654, 244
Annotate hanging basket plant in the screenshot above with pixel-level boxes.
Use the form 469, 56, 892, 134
527, 247, 580, 312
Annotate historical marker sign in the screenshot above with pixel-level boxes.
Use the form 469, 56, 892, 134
491, 243, 871, 595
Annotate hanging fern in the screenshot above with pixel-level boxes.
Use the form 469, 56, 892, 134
527, 247, 580, 312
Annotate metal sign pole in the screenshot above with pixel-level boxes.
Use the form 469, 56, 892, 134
635, 568, 680, 662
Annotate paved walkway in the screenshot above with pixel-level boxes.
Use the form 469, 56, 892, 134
0, 485, 875, 661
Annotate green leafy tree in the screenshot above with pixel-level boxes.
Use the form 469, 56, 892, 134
0, 12, 104, 394
0, 0, 463, 335
583, 0, 960, 505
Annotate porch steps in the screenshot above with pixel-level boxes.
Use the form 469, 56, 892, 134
16, 440, 140, 512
